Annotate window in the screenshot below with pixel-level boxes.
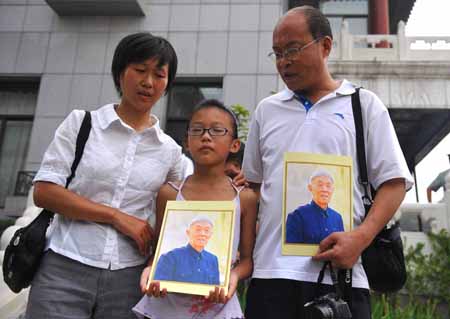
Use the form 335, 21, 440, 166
0, 79, 38, 208
165, 78, 223, 146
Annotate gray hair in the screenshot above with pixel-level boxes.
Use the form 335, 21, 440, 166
308, 169, 334, 185
188, 215, 214, 229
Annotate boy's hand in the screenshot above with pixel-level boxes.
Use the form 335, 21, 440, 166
140, 265, 152, 293
207, 286, 226, 304
146, 281, 168, 298
140, 265, 168, 297
226, 270, 239, 300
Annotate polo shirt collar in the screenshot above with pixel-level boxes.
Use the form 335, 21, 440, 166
277, 79, 356, 102
335, 79, 356, 96
97, 104, 165, 144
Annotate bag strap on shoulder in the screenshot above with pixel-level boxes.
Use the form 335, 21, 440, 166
45, 111, 91, 219
351, 88, 373, 218
65, 111, 92, 188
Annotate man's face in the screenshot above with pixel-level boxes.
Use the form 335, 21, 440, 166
225, 160, 241, 179
187, 221, 213, 252
308, 175, 334, 208
272, 12, 328, 92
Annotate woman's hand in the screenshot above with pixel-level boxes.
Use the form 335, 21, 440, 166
112, 210, 153, 255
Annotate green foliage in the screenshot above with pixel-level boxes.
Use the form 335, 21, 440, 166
372, 294, 442, 319
372, 229, 450, 319
404, 229, 450, 307
230, 104, 250, 143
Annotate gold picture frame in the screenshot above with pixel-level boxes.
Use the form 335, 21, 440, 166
282, 152, 353, 256
148, 201, 236, 296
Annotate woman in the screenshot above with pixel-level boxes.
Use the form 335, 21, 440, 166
26, 32, 182, 319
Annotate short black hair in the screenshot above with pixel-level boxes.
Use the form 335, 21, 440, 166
111, 32, 177, 96
291, 6, 333, 40
189, 99, 238, 139
226, 142, 245, 166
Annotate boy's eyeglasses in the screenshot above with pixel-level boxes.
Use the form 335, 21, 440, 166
268, 37, 322, 62
187, 127, 229, 136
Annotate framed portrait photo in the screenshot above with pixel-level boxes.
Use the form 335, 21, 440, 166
282, 152, 353, 256
148, 201, 236, 296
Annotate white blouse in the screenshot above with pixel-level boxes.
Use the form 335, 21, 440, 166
34, 104, 183, 270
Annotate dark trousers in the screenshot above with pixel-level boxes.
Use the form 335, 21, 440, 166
245, 278, 371, 319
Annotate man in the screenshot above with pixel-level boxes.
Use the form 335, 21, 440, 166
242, 6, 413, 319
153, 216, 220, 285
286, 170, 344, 244
225, 142, 245, 179
426, 154, 450, 203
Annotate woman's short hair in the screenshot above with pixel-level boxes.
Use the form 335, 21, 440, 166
111, 32, 178, 96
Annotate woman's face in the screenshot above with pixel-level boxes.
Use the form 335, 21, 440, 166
119, 57, 169, 114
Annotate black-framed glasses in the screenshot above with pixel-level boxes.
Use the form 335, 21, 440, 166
187, 127, 229, 136
268, 38, 322, 62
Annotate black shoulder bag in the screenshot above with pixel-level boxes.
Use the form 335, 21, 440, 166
2, 111, 91, 293
352, 88, 407, 293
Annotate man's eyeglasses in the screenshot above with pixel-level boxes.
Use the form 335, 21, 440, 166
187, 127, 229, 136
268, 38, 322, 62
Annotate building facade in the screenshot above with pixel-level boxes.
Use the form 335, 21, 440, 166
2, 0, 450, 216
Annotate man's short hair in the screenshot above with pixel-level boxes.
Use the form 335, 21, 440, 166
188, 215, 214, 229
289, 6, 333, 40
309, 169, 334, 185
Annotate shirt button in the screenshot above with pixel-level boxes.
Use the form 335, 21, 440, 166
198, 269, 201, 272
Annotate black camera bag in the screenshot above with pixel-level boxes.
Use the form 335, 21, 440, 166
352, 88, 407, 293
2, 111, 91, 293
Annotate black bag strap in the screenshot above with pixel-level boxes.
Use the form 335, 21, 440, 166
44, 111, 92, 219
333, 87, 372, 309
65, 111, 92, 188
351, 88, 373, 217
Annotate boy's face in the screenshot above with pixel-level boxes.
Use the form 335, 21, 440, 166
187, 107, 240, 166
119, 57, 168, 114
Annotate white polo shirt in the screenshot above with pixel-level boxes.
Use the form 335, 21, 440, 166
34, 104, 182, 270
243, 80, 413, 288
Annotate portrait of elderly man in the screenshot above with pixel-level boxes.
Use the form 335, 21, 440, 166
153, 216, 220, 285
286, 170, 344, 244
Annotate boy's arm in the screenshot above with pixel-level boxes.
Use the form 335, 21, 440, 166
247, 182, 261, 199
153, 184, 178, 251
226, 187, 258, 300
140, 183, 177, 293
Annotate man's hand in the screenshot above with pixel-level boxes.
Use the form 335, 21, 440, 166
232, 170, 247, 188
312, 230, 371, 269
112, 210, 153, 255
